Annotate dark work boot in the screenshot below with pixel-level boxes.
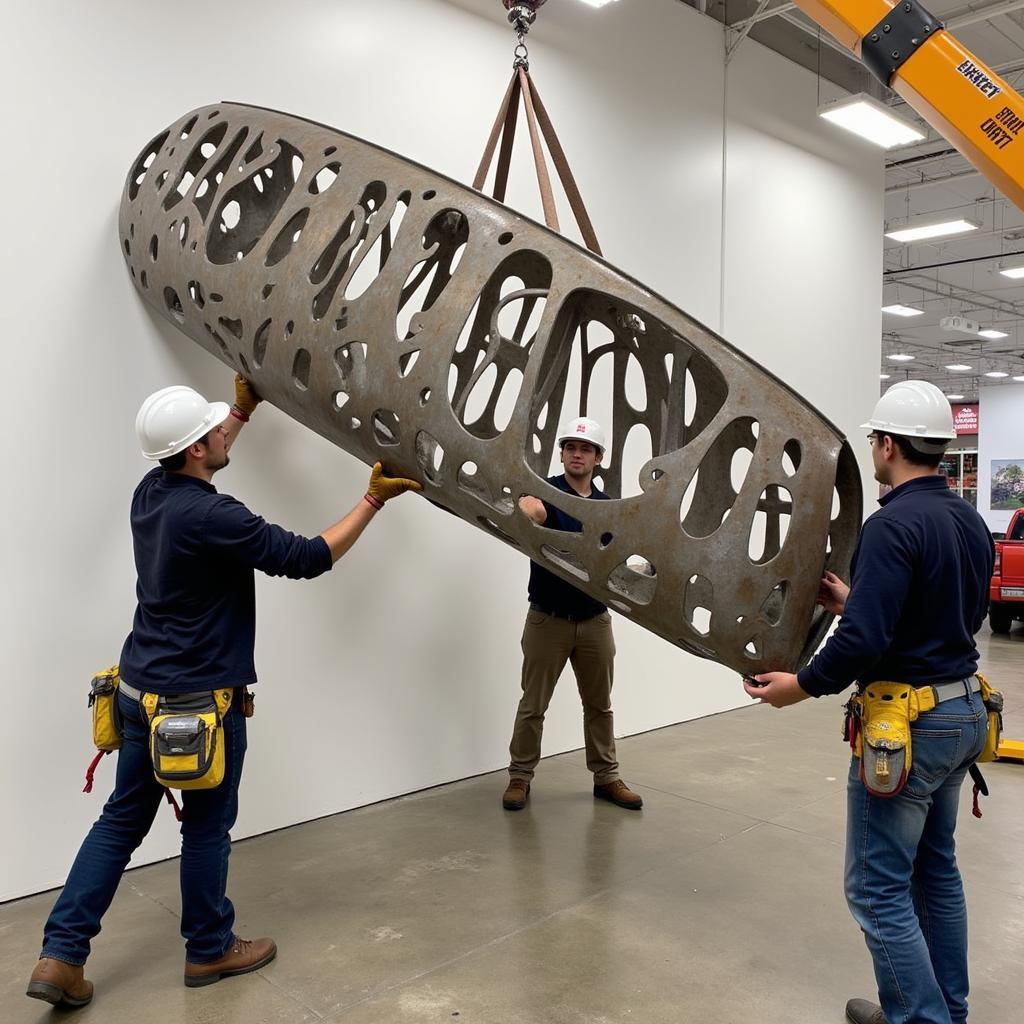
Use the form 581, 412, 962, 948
594, 779, 644, 809
184, 935, 277, 988
845, 998, 885, 1024
502, 778, 530, 810
26, 957, 94, 1007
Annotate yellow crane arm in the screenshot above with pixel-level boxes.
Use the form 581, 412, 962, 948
794, 1, 1024, 209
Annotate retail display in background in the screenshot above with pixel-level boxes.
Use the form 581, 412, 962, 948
118, 102, 862, 678
990, 460, 1024, 511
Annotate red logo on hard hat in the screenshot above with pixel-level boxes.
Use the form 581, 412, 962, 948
577, 423, 586, 433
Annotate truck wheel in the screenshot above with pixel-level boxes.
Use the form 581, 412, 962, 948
989, 605, 1013, 634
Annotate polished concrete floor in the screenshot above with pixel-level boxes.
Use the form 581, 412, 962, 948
4, 630, 1023, 1024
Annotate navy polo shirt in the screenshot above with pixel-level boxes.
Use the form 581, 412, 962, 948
119, 468, 332, 695
527, 474, 609, 620
798, 475, 994, 697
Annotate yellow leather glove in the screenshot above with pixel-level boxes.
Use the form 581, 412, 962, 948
365, 462, 423, 508
233, 374, 262, 418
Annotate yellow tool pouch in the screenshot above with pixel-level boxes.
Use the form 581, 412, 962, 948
88, 666, 123, 752
141, 689, 233, 790
976, 673, 1004, 764
851, 682, 921, 798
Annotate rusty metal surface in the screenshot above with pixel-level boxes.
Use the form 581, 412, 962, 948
118, 102, 862, 675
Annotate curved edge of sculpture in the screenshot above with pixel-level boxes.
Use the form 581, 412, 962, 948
118, 101, 863, 676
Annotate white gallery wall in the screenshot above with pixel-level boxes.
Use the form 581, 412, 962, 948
978, 383, 1024, 533
1, 0, 881, 900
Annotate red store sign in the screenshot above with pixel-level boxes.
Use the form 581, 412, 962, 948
952, 404, 979, 435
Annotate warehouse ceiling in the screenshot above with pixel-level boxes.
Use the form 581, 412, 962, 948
684, 0, 1024, 403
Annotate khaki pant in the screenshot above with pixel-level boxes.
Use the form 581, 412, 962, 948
508, 608, 619, 785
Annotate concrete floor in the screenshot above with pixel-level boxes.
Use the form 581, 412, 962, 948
4, 631, 1023, 1024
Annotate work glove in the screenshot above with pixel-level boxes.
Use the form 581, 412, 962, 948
365, 462, 423, 508
233, 374, 262, 418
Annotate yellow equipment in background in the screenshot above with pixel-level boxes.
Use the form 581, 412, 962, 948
794, 1, 1024, 212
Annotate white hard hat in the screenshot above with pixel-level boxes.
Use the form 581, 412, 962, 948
557, 416, 606, 454
861, 380, 955, 453
136, 385, 230, 460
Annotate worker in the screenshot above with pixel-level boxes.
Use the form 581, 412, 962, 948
745, 381, 993, 1024
503, 416, 643, 812
27, 376, 421, 1007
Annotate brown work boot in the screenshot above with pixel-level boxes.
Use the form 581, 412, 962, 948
184, 935, 277, 988
594, 779, 643, 809
502, 777, 530, 810
845, 998, 885, 1024
26, 957, 94, 1007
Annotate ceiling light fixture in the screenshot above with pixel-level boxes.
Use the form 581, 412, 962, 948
881, 304, 924, 317
984, 371, 1009, 378
1000, 266, 1024, 279
978, 329, 1009, 339
945, 363, 973, 371
946, 393, 965, 400
818, 94, 925, 149
885, 218, 980, 243
879, 373, 892, 380
887, 353, 916, 362
576, 0, 619, 7
1014, 376, 1024, 382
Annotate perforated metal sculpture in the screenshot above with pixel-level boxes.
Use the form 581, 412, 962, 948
118, 102, 862, 675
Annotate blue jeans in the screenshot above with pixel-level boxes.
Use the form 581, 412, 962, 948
41, 688, 247, 965
845, 685, 987, 1024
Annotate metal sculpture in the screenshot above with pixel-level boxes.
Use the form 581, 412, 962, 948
119, 102, 862, 675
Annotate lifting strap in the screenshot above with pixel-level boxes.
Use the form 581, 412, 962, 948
473, 65, 603, 256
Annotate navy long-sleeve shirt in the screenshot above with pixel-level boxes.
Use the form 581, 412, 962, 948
797, 475, 993, 697
527, 474, 609, 620
119, 468, 332, 695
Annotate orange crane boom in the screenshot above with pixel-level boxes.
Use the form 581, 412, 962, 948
794, 1, 1024, 210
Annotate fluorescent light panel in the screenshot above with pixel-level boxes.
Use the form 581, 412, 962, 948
885, 219, 980, 243
979, 329, 1009, 338
946, 393, 965, 400
985, 371, 1009, 378
945, 363, 973, 371
882, 304, 924, 317
1014, 376, 1024, 382
879, 373, 892, 380
818, 94, 925, 149
888, 353, 916, 362
1000, 266, 1024, 279
576, 0, 619, 7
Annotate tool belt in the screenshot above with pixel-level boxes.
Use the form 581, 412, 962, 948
844, 675, 1001, 798
141, 688, 233, 790
88, 666, 124, 752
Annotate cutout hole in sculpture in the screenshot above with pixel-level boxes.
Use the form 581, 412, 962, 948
684, 573, 714, 637
333, 391, 349, 411
262, 283, 274, 300
140, 271, 148, 289
680, 418, 758, 539
163, 287, 184, 324
309, 162, 340, 195
372, 409, 400, 446
748, 485, 792, 565
123, 239, 131, 258
540, 545, 590, 583
164, 122, 227, 212
350, 417, 361, 430
244, 133, 264, 163
209, 292, 223, 302
415, 431, 445, 485
744, 638, 761, 658
292, 348, 311, 390
393, 207, 467, 337
266, 208, 310, 267
607, 555, 657, 606
179, 218, 189, 248
831, 487, 841, 521
149, 235, 159, 262
129, 130, 170, 201
759, 581, 789, 626
620, 422, 653, 499
600, 532, 614, 548
782, 439, 802, 477
398, 349, 421, 378
204, 323, 231, 361
218, 317, 243, 340
419, 387, 431, 406
334, 342, 367, 387
253, 318, 271, 366
342, 183, 408, 304
498, 231, 513, 245
179, 116, 198, 141
423, 189, 436, 200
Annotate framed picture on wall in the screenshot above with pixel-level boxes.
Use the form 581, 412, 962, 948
990, 459, 1024, 510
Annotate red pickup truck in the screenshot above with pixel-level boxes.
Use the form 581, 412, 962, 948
990, 508, 1024, 633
